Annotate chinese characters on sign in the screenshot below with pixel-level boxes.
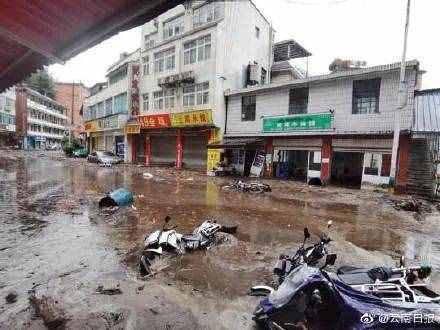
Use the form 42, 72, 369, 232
262, 113, 333, 133
131, 64, 140, 117
171, 110, 213, 127
138, 114, 171, 129
125, 124, 140, 135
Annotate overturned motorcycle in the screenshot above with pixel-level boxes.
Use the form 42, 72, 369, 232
251, 224, 440, 329
139, 216, 236, 276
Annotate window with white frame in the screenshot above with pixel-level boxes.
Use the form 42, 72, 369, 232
154, 48, 175, 73
163, 16, 184, 40
184, 35, 211, 65
144, 34, 156, 49
105, 98, 113, 116
143, 93, 149, 112
183, 82, 209, 107
193, 2, 223, 27
255, 26, 260, 39
153, 89, 175, 110
142, 56, 150, 75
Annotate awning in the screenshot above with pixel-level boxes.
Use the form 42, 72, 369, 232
0, 0, 184, 92
208, 138, 265, 149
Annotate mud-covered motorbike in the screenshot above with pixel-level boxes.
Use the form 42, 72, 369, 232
224, 180, 271, 193
139, 216, 222, 275
273, 222, 332, 286
252, 226, 440, 329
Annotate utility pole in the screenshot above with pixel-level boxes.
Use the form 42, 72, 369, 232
69, 81, 74, 146
389, 0, 411, 187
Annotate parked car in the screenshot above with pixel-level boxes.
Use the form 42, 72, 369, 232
72, 148, 88, 158
87, 151, 122, 165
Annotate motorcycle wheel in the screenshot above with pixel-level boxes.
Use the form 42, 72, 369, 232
139, 255, 151, 276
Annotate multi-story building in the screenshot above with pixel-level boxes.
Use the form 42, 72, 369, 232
55, 82, 90, 141
0, 87, 16, 147
221, 60, 435, 195
125, 0, 277, 170
83, 50, 140, 157
15, 87, 69, 149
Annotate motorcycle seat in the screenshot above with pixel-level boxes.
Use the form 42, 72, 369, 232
337, 266, 393, 285
337, 272, 376, 285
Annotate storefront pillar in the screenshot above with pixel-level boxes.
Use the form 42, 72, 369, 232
145, 136, 151, 166
264, 137, 274, 177
321, 137, 332, 184
131, 135, 137, 163
176, 129, 183, 169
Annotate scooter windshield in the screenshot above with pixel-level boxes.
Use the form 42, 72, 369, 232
269, 264, 320, 308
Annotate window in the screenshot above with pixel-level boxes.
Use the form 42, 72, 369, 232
193, 2, 223, 27
261, 68, 267, 85
143, 56, 150, 75
108, 66, 128, 85
143, 93, 149, 111
241, 95, 256, 121
255, 26, 260, 39
163, 16, 184, 40
184, 35, 211, 65
154, 48, 175, 73
364, 153, 380, 176
153, 89, 175, 110
105, 98, 113, 116
308, 151, 322, 171
4, 97, 13, 112
114, 93, 127, 113
183, 82, 209, 107
144, 34, 155, 49
0, 112, 15, 125
352, 78, 381, 114
97, 102, 105, 118
289, 87, 309, 114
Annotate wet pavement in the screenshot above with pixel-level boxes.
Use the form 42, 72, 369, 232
1, 150, 440, 329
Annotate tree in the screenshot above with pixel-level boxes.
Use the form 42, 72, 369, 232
24, 68, 56, 98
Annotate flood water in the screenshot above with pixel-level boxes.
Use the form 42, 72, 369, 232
1, 151, 440, 329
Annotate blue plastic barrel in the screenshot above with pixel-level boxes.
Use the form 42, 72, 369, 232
99, 188, 133, 207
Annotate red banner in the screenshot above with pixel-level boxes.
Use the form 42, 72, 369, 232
138, 114, 171, 129
130, 64, 140, 117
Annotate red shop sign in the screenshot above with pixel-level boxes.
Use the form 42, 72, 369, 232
138, 114, 171, 129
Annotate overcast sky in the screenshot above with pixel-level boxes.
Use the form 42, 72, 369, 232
49, 0, 439, 89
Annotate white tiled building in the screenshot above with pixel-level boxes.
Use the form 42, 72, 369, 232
0, 87, 16, 147
83, 50, 140, 157
25, 89, 69, 149
223, 61, 425, 192
127, 0, 275, 170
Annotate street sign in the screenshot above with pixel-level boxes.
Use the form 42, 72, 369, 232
262, 113, 333, 133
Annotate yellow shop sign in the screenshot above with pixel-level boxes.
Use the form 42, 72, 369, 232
125, 123, 140, 135
171, 110, 213, 127
84, 121, 97, 133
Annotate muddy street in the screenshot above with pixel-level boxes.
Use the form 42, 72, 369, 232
1, 151, 440, 329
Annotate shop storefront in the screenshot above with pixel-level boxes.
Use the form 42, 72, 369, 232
127, 109, 216, 170
85, 114, 128, 156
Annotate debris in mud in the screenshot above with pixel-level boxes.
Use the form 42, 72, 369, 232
5, 290, 18, 304
308, 177, 323, 186
99, 188, 133, 208
393, 197, 422, 212
28, 292, 68, 329
143, 172, 154, 179
96, 283, 123, 295
223, 180, 271, 193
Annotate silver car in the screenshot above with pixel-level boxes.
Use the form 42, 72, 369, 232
87, 151, 122, 165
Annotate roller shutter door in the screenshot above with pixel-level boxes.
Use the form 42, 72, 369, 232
183, 135, 207, 169
151, 135, 176, 165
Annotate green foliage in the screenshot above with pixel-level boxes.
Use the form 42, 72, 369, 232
24, 68, 56, 99
61, 136, 82, 157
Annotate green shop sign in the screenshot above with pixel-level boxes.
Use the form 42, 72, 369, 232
262, 113, 333, 133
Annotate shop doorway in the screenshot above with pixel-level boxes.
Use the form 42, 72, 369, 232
331, 152, 364, 188
275, 150, 308, 181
